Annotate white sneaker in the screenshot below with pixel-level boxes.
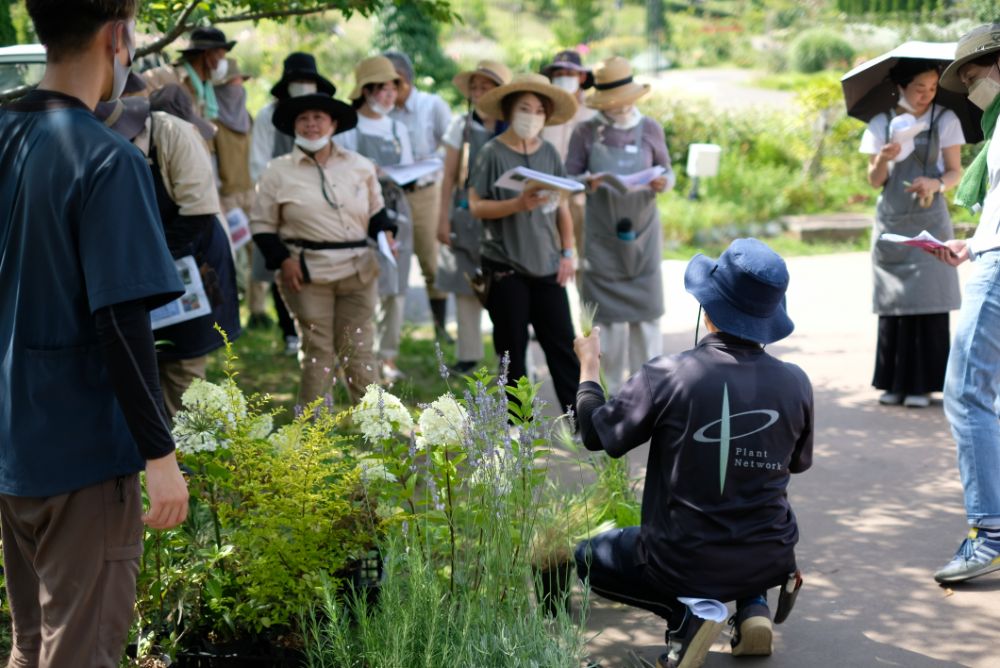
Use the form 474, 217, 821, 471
284, 335, 300, 356
878, 392, 903, 405
904, 394, 931, 408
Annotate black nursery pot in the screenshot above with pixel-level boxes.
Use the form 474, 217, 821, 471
534, 561, 575, 617
173, 640, 304, 668
342, 548, 385, 612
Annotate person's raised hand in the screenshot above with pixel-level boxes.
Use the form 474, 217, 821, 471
143, 452, 189, 530
574, 326, 601, 374
649, 176, 670, 192
877, 142, 902, 165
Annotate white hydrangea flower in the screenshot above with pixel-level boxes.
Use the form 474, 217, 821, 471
358, 458, 397, 484
172, 414, 221, 454
353, 384, 413, 443
180, 378, 230, 415
417, 395, 468, 448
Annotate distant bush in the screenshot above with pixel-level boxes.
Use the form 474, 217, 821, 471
790, 29, 855, 73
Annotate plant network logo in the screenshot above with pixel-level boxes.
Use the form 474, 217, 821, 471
692, 383, 779, 494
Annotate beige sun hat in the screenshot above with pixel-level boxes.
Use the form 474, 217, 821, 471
349, 55, 400, 101
940, 23, 1000, 92
586, 56, 651, 109
453, 60, 513, 99
476, 72, 578, 125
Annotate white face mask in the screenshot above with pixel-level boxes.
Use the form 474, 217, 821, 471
552, 76, 580, 94
969, 74, 1000, 111
511, 110, 545, 140
288, 81, 318, 98
366, 96, 394, 117
295, 132, 332, 153
104, 20, 135, 102
896, 86, 918, 114
603, 106, 641, 130
210, 58, 229, 85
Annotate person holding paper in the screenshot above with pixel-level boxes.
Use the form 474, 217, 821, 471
335, 56, 415, 382
469, 73, 581, 413
859, 58, 964, 408
573, 239, 814, 668
97, 85, 242, 416
928, 25, 1000, 583
566, 56, 675, 393
252, 92, 397, 404
436, 60, 512, 375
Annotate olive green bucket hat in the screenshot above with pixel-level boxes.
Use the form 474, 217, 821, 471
941, 23, 1000, 92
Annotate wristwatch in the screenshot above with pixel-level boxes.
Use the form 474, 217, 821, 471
561, 248, 574, 259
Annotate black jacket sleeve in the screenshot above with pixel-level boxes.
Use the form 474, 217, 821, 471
252, 232, 291, 270
94, 299, 176, 461
368, 207, 398, 239
164, 213, 214, 259
576, 381, 607, 452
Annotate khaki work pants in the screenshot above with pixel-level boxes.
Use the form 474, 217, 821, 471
455, 293, 484, 363
158, 355, 208, 417
0, 474, 143, 668
279, 273, 378, 404
405, 181, 447, 301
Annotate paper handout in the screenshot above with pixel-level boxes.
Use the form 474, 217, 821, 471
495, 166, 586, 194
225, 208, 251, 251
150, 255, 212, 330
377, 230, 397, 267
677, 597, 728, 623
381, 158, 444, 186
880, 230, 950, 251
589, 165, 668, 193
889, 113, 927, 163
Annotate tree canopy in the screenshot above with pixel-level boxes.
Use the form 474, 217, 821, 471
136, 0, 456, 57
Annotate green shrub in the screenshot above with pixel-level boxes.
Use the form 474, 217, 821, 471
789, 28, 855, 73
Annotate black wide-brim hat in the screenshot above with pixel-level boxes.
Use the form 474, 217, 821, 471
272, 93, 357, 136
683, 238, 794, 345
270, 52, 337, 100
180, 26, 236, 54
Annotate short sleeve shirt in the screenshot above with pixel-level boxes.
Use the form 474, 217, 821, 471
859, 107, 965, 173
0, 91, 183, 496
590, 333, 814, 600
470, 138, 566, 277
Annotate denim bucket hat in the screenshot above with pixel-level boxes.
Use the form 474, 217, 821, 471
684, 238, 794, 345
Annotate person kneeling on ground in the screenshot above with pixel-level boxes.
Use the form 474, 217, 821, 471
573, 238, 814, 668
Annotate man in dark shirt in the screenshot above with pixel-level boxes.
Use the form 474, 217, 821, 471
574, 238, 813, 668
0, 1, 189, 663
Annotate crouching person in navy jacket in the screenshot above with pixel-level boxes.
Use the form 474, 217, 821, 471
573, 238, 814, 668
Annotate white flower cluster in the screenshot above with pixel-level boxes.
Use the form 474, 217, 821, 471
353, 384, 414, 443
172, 378, 272, 454
358, 458, 398, 484
417, 395, 468, 450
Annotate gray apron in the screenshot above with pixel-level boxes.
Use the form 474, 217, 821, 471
871, 108, 961, 315
580, 119, 665, 322
436, 117, 491, 295
357, 125, 414, 298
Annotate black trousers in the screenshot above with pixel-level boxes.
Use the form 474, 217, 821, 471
483, 262, 580, 414
272, 282, 297, 339
872, 313, 950, 394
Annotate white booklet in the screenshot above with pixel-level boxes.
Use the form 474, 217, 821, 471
150, 255, 212, 330
495, 166, 586, 194
225, 208, 251, 251
590, 165, 667, 192
377, 230, 397, 267
381, 158, 444, 186
677, 597, 728, 623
